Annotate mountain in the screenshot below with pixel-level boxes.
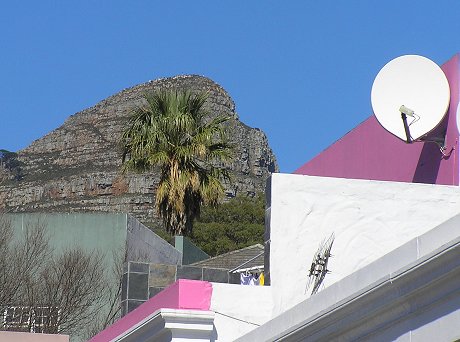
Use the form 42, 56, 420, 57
0, 75, 278, 224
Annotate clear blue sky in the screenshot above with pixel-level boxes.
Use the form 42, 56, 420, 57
1, 2, 460, 172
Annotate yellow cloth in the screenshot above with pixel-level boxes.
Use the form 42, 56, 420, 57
259, 272, 264, 286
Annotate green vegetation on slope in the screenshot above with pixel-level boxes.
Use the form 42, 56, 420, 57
191, 194, 265, 257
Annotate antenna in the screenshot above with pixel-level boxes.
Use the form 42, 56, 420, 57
371, 55, 450, 145
305, 232, 335, 295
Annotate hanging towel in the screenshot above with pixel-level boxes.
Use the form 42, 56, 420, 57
240, 273, 253, 285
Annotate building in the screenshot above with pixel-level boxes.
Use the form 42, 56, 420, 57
92, 54, 460, 341
2, 213, 181, 341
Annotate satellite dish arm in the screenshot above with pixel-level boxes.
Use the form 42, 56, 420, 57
401, 112, 412, 144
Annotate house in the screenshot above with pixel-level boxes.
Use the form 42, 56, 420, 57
92, 53, 460, 341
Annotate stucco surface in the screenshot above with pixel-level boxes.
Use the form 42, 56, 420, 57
210, 283, 273, 342
268, 173, 460, 315
237, 213, 460, 342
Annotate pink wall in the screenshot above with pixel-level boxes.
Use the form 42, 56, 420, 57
89, 279, 212, 342
0, 331, 69, 342
295, 54, 460, 186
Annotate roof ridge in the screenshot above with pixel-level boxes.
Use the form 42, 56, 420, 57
191, 244, 264, 265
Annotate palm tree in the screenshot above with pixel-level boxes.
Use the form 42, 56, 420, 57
121, 90, 233, 236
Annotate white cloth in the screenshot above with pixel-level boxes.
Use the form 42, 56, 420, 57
240, 273, 253, 285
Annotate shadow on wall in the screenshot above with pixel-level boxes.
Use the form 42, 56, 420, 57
412, 141, 443, 183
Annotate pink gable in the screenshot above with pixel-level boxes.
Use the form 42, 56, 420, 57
295, 54, 460, 186
89, 279, 212, 342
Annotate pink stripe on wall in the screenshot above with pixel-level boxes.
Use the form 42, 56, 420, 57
295, 54, 460, 186
89, 279, 212, 342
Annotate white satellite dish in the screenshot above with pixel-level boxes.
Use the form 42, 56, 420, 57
371, 55, 450, 143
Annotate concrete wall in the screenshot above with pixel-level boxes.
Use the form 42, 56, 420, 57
267, 173, 460, 316
9, 212, 127, 264
175, 235, 209, 265
126, 215, 181, 264
295, 54, 460, 186
210, 283, 272, 342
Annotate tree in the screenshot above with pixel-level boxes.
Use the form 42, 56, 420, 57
0, 214, 116, 339
121, 90, 233, 236
0, 216, 50, 309
191, 194, 265, 256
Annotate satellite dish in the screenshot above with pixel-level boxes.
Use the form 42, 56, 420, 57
305, 233, 335, 295
371, 55, 450, 143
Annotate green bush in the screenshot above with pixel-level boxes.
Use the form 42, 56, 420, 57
191, 194, 265, 256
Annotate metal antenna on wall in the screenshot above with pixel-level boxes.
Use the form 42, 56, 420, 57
305, 232, 335, 295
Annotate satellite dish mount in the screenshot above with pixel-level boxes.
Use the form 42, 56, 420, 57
399, 105, 415, 144
371, 55, 451, 155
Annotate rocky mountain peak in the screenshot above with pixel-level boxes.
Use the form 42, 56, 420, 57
0, 75, 278, 224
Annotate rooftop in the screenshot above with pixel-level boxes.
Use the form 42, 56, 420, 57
191, 244, 264, 271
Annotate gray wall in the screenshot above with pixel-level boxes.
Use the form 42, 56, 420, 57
126, 215, 181, 265
174, 236, 209, 265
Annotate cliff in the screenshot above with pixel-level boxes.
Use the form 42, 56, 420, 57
0, 75, 278, 223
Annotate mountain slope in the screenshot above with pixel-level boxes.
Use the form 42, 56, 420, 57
0, 75, 278, 223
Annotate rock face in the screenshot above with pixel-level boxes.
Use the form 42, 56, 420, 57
0, 75, 278, 223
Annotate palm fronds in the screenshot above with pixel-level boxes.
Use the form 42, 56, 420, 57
121, 90, 233, 235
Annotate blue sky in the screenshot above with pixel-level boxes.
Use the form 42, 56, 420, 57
1, 2, 460, 172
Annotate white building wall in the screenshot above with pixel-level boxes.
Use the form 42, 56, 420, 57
268, 173, 460, 316
236, 214, 460, 342
209, 283, 273, 342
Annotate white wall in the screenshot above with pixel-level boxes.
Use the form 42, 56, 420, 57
268, 173, 460, 316
210, 283, 272, 342
236, 214, 460, 342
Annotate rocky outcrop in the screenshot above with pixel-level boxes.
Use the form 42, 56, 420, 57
0, 75, 278, 223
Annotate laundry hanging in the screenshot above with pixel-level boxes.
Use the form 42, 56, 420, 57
240, 271, 265, 286
240, 272, 253, 285
251, 273, 260, 286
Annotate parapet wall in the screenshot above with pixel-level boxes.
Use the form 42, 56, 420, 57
266, 173, 460, 316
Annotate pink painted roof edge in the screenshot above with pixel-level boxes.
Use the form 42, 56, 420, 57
89, 279, 213, 342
